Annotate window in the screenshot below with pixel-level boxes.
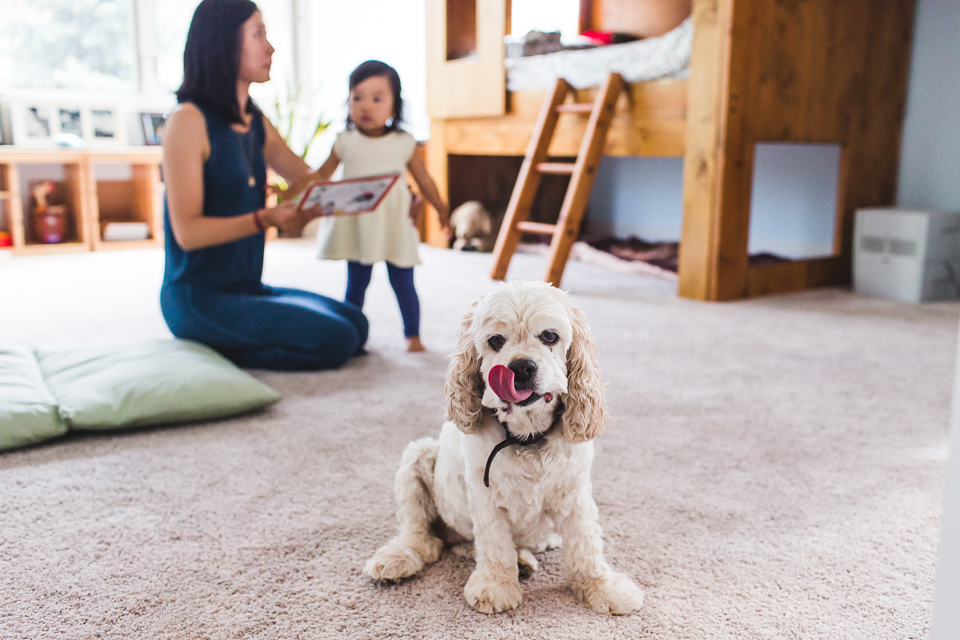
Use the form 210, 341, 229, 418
511, 0, 580, 38
0, 0, 292, 97
152, 0, 202, 92
0, 0, 139, 92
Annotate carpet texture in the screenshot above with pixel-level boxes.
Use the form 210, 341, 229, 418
0, 241, 955, 639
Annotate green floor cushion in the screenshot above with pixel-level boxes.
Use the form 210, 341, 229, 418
36, 339, 282, 431
0, 347, 68, 451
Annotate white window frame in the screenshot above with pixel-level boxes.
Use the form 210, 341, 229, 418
1, 0, 300, 106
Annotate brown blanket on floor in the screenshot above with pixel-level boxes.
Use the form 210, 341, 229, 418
582, 236, 789, 273
583, 236, 680, 272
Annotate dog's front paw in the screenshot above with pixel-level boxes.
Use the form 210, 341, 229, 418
364, 535, 442, 583
571, 571, 644, 615
464, 569, 523, 614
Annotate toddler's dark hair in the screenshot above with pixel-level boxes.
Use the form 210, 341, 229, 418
346, 60, 404, 132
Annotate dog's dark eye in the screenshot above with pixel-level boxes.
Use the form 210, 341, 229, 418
539, 331, 559, 346
487, 335, 506, 352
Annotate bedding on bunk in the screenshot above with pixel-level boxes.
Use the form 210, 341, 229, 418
504, 17, 693, 91
504, 30, 603, 59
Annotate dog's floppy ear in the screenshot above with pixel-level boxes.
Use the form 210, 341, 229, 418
560, 304, 607, 443
445, 304, 485, 433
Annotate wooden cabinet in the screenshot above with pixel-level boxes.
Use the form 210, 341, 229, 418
85, 149, 164, 251
0, 149, 91, 254
0, 147, 163, 255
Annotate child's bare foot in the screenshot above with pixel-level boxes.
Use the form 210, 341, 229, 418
406, 336, 426, 353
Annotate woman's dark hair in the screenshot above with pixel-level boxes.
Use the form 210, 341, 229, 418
346, 60, 404, 132
176, 0, 261, 124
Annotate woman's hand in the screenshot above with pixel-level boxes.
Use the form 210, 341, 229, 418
261, 201, 309, 237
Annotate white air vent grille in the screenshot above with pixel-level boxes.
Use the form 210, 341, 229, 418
860, 235, 885, 253
889, 239, 918, 257
859, 235, 919, 256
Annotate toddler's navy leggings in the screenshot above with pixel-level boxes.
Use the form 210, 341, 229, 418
345, 261, 420, 338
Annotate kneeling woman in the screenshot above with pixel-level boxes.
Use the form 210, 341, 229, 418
160, 0, 367, 370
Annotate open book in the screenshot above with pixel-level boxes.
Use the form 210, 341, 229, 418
297, 173, 401, 217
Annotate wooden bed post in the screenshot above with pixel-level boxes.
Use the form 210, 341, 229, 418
424, 0, 510, 246
424, 120, 450, 247
425, 0, 509, 119
677, 0, 734, 301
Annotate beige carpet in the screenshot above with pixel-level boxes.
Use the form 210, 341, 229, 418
0, 240, 955, 639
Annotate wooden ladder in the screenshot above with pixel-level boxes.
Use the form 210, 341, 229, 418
490, 72, 623, 287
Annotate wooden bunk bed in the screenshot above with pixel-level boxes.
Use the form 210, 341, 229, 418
422, 0, 916, 301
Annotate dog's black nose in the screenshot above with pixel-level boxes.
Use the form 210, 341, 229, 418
508, 359, 537, 387
461, 245, 477, 252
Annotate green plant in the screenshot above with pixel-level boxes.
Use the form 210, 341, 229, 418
264, 80, 330, 190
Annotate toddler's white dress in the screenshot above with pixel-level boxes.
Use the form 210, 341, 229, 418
315, 129, 420, 267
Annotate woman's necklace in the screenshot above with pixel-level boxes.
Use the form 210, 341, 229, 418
234, 127, 257, 188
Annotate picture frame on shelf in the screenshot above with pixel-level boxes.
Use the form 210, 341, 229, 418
0, 101, 12, 145
140, 112, 165, 146
84, 106, 126, 146
58, 107, 84, 138
25, 105, 54, 139
12, 102, 56, 145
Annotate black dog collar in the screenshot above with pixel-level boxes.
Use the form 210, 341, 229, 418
483, 418, 559, 488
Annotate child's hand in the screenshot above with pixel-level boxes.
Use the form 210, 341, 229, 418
284, 176, 314, 198
408, 192, 424, 225
438, 207, 454, 242
299, 201, 331, 224
441, 222, 454, 242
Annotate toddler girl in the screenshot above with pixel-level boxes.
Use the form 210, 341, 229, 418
313, 60, 451, 352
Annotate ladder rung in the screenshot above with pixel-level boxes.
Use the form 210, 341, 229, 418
491, 73, 623, 287
515, 221, 558, 236
555, 103, 595, 114
536, 162, 575, 175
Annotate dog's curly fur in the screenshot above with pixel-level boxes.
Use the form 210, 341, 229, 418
364, 281, 644, 615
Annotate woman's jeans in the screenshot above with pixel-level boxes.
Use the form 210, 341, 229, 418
161, 283, 368, 370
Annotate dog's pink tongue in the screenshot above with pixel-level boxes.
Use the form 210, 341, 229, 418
488, 365, 533, 403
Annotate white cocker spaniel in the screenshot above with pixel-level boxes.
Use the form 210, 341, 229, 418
364, 281, 644, 615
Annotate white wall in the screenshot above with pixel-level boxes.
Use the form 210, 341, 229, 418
914, 0, 960, 636
932, 327, 960, 638
746, 143, 840, 258
896, 0, 960, 213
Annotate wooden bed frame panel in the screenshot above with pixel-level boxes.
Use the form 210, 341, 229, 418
425, 0, 916, 300
424, 0, 508, 118
443, 80, 688, 157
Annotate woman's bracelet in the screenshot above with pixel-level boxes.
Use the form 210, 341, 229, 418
252, 209, 267, 232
